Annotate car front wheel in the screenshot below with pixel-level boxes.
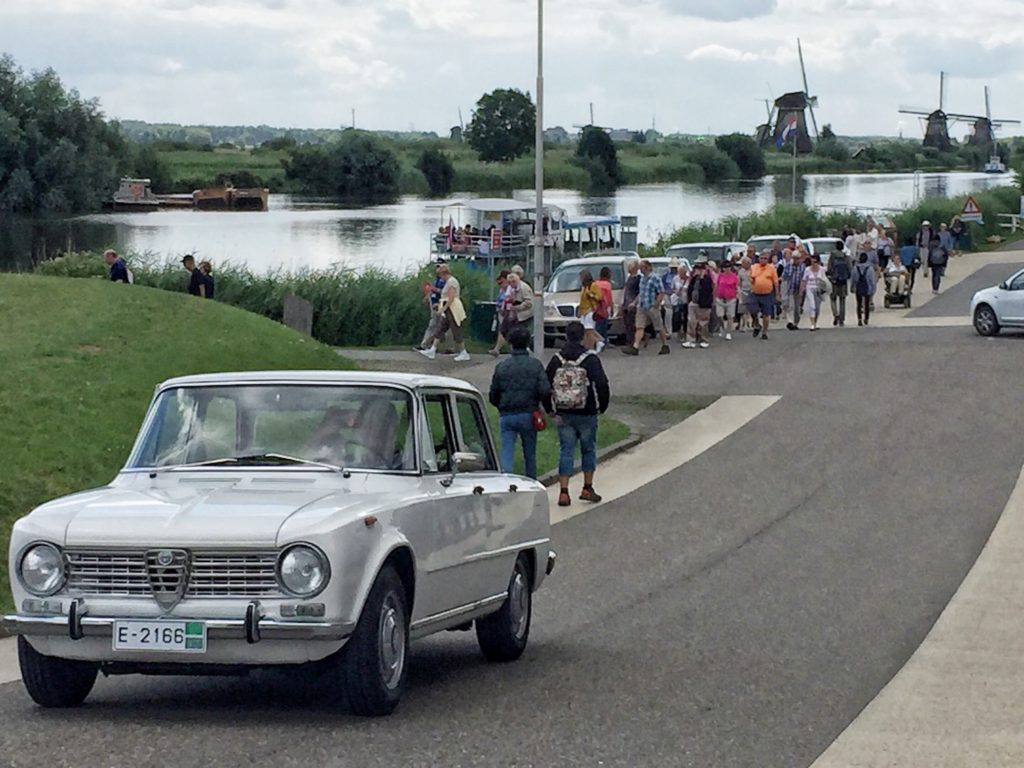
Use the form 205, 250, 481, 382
339, 565, 409, 716
974, 304, 1000, 336
18, 637, 98, 708
476, 554, 532, 662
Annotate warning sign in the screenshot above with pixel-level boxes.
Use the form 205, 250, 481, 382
961, 195, 984, 224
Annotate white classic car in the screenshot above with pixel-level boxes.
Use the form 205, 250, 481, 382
3, 371, 555, 716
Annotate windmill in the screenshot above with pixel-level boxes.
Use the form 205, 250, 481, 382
900, 75, 1020, 158
758, 39, 819, 154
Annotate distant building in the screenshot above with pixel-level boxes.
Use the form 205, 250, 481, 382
450, 126, 463, 143
644, 129, 662, 143
608, 129, 634, 142
544, 126, 570, 145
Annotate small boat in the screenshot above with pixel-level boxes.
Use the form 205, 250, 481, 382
108, 177, 160, 212
193, 185, 269, 211
984, 154, 1007, 174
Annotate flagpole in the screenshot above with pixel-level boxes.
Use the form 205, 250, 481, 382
791, 129, 797, 203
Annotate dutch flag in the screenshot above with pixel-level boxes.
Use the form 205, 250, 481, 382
776, 116, 799, 148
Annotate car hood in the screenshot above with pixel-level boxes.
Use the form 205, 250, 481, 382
972, 286, 1001, 307
22, 474, 417, 548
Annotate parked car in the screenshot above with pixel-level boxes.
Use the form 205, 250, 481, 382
803, 237, 847, 267
971, 267, 1024, 336
3, 371, 555, 716
664, 241, 746, 266
747, 234, 814, 256
543, 251, 657, 343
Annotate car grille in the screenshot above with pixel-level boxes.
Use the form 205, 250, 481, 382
557, 304, 576, 317
64, 549, 282, 599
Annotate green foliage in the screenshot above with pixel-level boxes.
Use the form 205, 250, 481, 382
0, 273, 354, 612
130, 143, 174, 193
680, 144, 741, 183
644, 186, 1023, 256
37, 252, 494, 348
814, 137, 851, 162
575, 126, 623, 191
416, 147, 455, 197
261, 135, 297, 151
466, 88, 536, 162
0, 54, 129, 213
821, 124, 836, 140
213, 169, 264, 188
285, 130, 400, 204
714, 133, 766, 179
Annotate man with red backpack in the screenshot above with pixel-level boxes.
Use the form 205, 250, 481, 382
546, 321, 611, 508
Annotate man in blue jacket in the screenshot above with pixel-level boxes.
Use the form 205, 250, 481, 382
489, 326, 551, 479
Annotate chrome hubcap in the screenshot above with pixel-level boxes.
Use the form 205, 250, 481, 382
977, 310, 995, 334
378, 594, 406, 690
508, 571, 529, 640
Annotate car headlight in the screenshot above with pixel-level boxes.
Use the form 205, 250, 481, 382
544, 301, 559, 318
19, 543, 65, 596
277, 544, 330, 598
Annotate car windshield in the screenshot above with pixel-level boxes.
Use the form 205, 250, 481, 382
747, 237, 788, 252
547, 262, 625, 292
131, 384, 416, 472
666, 245, 727, 263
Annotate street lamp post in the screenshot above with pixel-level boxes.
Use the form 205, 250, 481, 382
532, 0, 545, 355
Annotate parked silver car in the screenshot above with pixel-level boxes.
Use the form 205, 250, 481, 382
3, 371, 554, 716
971, 267, 1024, 336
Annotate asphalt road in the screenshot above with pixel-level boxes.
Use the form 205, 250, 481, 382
907, 260, 1024, 318
2, 310, 1023, 767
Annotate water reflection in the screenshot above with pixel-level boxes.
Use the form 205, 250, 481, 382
0, 172, 1010, 274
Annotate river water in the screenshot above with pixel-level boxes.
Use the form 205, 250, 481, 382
1, 171, 1008, 274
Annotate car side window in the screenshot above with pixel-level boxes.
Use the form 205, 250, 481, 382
421, 394, 455, 473
454, 397, 496, 471
1009, 272, 1024, 291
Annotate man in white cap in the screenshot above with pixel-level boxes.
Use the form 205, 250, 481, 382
916, 220, 935, 278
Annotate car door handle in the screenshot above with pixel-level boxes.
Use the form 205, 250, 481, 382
473, 485, 484, 495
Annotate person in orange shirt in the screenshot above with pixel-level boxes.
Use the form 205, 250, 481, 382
749, 250, 781, 340
577, 269, 605, 351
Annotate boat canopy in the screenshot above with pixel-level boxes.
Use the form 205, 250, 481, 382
563, 215, 620, 229
426, 197, 566, 215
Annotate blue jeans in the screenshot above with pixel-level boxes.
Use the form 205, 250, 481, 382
557, 413, 598, 477
595, 316, 609, 341
499, 412, 538, 479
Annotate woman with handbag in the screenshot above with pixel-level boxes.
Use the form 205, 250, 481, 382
488, 326, 552, 479
800, 253, 830, 331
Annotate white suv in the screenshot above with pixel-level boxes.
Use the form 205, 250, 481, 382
971, 267, 1024, 336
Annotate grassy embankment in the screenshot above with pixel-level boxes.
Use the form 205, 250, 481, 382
0, 276, 628, 613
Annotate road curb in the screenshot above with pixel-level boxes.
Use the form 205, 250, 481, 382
537, 435, 642, 487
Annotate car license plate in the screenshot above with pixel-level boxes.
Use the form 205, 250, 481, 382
113, 620, 206, 653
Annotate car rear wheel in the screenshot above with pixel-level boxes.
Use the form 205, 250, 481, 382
974, 304, 1000, 336
18, 637, 98, 708
339, 565, 409, 716
476, 554, 532, 663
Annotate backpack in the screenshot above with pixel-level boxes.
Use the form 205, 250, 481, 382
552, 352, 592, 411
831, 257, 850, 284
855, 265, 869, 295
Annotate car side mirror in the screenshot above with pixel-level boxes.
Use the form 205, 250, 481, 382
999, 281, 1009, 290
442, 452, 486, 486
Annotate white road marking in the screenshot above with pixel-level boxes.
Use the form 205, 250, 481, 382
0, 637, 18, 685
549, 395, 781, 525
812, 461, 1024, 767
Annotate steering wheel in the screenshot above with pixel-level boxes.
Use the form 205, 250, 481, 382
343, 439, 391, 468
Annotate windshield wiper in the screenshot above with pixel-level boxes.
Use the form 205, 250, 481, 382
149, 453, 345, 475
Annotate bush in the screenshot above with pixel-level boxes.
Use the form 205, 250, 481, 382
680, 144, 741, 183
714, 134, 766, 179
416, 148, 455, 197
285, 131, 400, 205
466, 88, 536, 162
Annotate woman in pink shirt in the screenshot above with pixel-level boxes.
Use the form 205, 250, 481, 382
714, 261, 740, 341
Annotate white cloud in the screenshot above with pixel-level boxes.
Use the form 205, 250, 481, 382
687, 44, 760, 63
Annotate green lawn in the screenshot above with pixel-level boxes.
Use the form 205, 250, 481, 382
157, 147, 288, 186
0, 275, 353, 614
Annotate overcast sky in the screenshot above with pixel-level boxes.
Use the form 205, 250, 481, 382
3, 0, 1023, 140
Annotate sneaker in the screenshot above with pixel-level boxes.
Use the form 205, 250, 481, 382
658, 344, 670, 355
596, 341, 606, 353
698, 341, 710, 349
621, 346, 639, 356
557, 489, 571, 507
453, 350, 471, 362
418, 347, 437, 360
579, 486, 602, 503
681, 341, 696, 349
786, 322, 796, 331
760, 332, 768, 340
487, 348, 499, 357
725, 332, 732, 341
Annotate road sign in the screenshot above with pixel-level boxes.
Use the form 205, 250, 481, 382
961, 195, 984, 224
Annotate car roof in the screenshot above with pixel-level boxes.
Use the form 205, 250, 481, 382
158, 370, 481, 394
748, 234, 800, 241
555, 252, 640, 269
667, 241, 744, 249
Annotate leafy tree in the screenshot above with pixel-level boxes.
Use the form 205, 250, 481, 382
0, 54, 129, 214
261, 135, 297, 151
821, 124, 836, 140
131, 143, 174, 193
575, 125, 623, 190
682, 144, 741, 183
814, 137, 850, 163
284, 130, 399, 204
466, 88, 535, 162
416, 147, 455, 197
714, 133, 766, 179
